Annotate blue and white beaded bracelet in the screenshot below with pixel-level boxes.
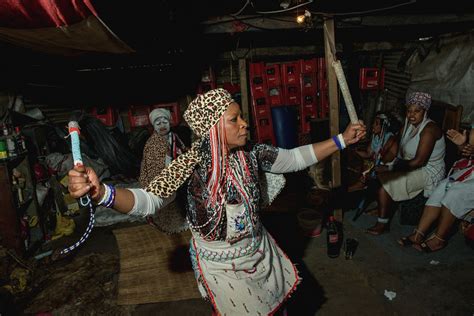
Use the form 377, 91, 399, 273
96, 183, 116, 208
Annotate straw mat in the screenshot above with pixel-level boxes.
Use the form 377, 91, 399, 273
113, 224, 200, 305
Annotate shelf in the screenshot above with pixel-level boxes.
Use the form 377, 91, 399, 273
0, 151, 28, 169
0, 149, 43, 255
309, 118, 330, 122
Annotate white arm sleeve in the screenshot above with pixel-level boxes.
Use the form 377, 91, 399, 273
126, 188, 176, 217
270, 144, 318, 173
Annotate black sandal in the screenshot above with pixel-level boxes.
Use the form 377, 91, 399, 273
397, 229, 424, 247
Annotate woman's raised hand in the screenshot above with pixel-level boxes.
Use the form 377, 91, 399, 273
68, 167, 103, 201
446, 129, 467, 146
342, 120, 367, 146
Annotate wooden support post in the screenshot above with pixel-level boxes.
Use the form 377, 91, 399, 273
324, 18, 342, 220
239, 59, 250, 126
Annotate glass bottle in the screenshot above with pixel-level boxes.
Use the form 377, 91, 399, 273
326, 216, 340, 258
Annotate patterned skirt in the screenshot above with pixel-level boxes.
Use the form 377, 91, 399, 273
189, 226, 299, 315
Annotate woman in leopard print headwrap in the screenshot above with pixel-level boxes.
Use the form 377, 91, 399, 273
68, 89, 366, 315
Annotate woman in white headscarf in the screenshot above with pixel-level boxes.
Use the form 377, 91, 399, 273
367, 92, 446, 235
140, 108, 187, 187
139, 108, 188, 233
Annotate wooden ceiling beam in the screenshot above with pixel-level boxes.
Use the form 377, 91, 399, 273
203, 14, 474, 33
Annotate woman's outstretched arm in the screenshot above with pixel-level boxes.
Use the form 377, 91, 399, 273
270, 121, 366, 173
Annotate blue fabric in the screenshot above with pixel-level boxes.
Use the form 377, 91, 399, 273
370, 132, 393, 159
369, 131, 393, 178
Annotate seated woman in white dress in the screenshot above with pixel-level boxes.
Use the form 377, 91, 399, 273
398, 126, 474, 252
367, 92, 446, 235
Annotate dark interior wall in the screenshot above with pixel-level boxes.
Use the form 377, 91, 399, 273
13, 57, 205, 108
0, 0, 472, 104
0, 0, 471, 126
5, 46, 409, 128
382, 50, 412, 117
0, 3, 216, 109
3, 28, 470, 111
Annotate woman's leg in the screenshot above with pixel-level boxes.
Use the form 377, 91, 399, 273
378, 186, 393, 219
367, 186, 393, 235
398, 205, 440, 246
416, 205, 442, 234
435, 205, 457, 239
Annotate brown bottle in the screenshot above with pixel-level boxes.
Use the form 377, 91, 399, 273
326, 216, 340, 258
15, 127, 27, 152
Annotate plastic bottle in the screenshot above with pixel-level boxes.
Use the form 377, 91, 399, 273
326, 216, 340, 258
20, 215, 30, 250
15, 127, 27, 152
0, 139, 7, 159
6, 136, 17, 157
2, 123, 9, 136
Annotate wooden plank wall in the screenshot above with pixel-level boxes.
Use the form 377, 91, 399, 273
382, 50, 412, 116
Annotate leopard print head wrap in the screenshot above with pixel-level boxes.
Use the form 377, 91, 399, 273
146, 88, 234, 198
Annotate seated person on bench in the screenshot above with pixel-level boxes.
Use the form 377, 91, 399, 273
367, 92, 446, 235
398, 125, 474, 252
351, 111, 400, 190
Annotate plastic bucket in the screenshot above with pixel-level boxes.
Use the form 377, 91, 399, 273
271, 106, 298, 149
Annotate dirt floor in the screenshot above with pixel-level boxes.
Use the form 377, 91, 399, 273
6, 172, 474, 315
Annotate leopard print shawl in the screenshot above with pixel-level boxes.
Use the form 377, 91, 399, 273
139, 131, 187, 187
139, 132, 168, 187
